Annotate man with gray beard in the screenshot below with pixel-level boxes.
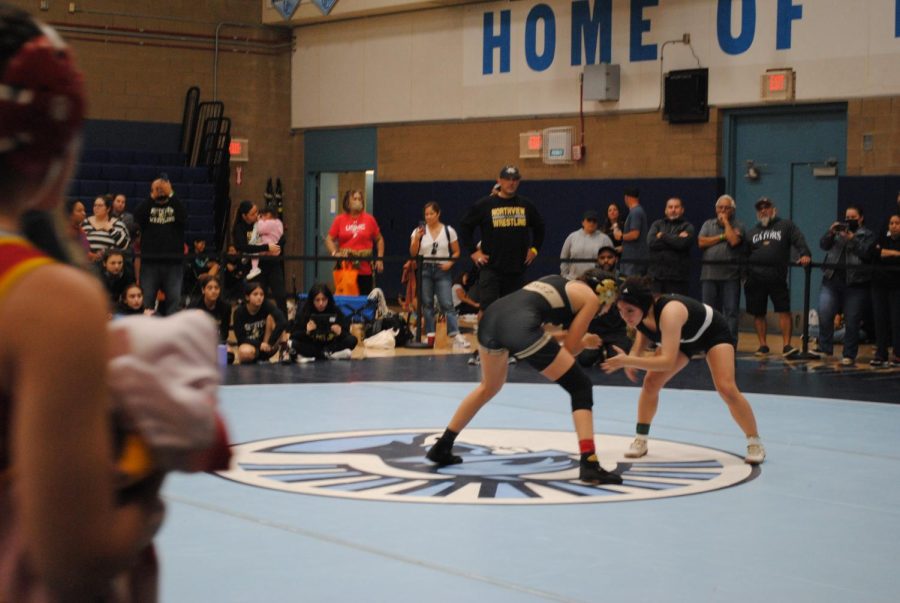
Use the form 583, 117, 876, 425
744, 197, 811, 358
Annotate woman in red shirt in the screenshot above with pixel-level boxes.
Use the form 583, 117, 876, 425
325, 189, 385, 295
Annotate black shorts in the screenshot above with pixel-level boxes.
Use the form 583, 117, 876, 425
679, 312, 735, 357
478, 267, 525, 310
744, 275, 790, 316
477, 296, 560, 371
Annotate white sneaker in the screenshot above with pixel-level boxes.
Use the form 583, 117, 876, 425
328, 348, 352, 360
246, 266, 262, 280
745, 441, 766, 464
624, 437, 648, 458
452, 334, 471, 348
295, 356, 315, 364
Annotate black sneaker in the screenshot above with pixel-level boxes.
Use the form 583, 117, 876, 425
754, 345, 770, 356
426, 442, 463, 467
782, 345, 799, 358
578, 455, 623, 485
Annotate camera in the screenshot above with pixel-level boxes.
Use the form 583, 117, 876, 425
833, 222, 848, 232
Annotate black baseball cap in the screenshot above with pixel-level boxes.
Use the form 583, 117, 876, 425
755, 197, 774, 209
583, 210, 600, 221
499, 165, 521, 180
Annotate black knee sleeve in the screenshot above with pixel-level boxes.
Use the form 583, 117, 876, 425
556, 364, 593, 412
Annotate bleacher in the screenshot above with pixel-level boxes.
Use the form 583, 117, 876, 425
69, 148, 217, 244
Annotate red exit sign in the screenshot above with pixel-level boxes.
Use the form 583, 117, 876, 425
229, 137, 249, 162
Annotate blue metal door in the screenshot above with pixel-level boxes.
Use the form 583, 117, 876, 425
723, 104, 846, 311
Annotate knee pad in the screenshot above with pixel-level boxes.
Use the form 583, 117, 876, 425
556, 364, 593, 412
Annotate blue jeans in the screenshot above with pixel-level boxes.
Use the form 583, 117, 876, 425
817, 280, 869, 359
140, 262, 184, 316
420, 263, 459, 336
701, 279, 741, 340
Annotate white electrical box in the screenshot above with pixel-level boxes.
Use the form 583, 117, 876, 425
542, 127, 574, 164
519, 131, 543, 159
583, 63, 620, 101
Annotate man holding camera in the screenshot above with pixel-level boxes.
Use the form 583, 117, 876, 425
814, 205, 876, 365
744, 197, 811, 357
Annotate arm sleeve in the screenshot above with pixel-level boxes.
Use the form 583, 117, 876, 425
667, 223, 695, 250
647, 220, 664, 250
790, 223, 812, 257
111, 219, 131, 249
528, 202, 545, 251
232, 222, 269, 254
457, 202, 481, 255
232, 308, 249, 345
559, 233, 574, 277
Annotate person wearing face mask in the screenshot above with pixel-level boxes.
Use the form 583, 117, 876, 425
813, 205, 876, 365
698, 194, 745, 340
869, 213, 900, 367
133, 178, 187, 315
325, 189, 384, 295
743, 197, 811, 358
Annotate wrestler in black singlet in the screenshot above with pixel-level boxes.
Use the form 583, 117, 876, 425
636, 294, 735, 358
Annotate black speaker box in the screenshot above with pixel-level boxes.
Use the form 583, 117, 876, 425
664, 68, 709, 124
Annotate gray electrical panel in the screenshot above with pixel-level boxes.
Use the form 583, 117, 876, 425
583, 63, 620, 101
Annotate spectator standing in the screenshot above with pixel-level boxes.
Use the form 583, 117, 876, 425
559, 210, 613, 280
409, 201, 469, 348
619, 187, 649, 276
458, 165, 545, 364
601, 202, 625, 254
744, 197, 811, 357
82, 195, 130, 263
698, 194, 745, 339
247, 205, 283, 281
111, 193, 138, 245
64, 198, 91, 258
325, 190, 385, 295
134, 178, 187, 316
647, 197, 695, 296
869, 213, 900, 366
232, 201, 286, 316
814, 205, 876, 365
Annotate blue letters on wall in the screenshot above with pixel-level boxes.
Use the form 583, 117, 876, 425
776, 0, 802, 50
483, 11, 511, 74
717, 0, 755, 55
630, 0, 658, 61
571, 0, 612, 66
525, 4, 556, 71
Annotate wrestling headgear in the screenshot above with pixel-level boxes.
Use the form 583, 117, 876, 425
580, 268, 619, 306
0, 12, 85, 180
618, 278, 654, 317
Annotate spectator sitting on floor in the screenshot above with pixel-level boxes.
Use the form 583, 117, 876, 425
190, 274, 232, 345
289, 283, 358, 362
101, 248, 135, 306
577, 246, 631, 366
452, 265, 481, 318
116, 282, 154, 316
232, 281, 287, 364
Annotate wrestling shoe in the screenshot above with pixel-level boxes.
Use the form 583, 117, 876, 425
624, 437, 648, 458
426, 440, 462, 467
578, 455, 623, 485
745, 440, 766, 464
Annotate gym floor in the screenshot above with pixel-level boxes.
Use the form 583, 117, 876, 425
156, 333, 900, 602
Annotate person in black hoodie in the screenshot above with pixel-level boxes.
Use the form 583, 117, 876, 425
743, 197, 811, 358
289, 283, 358, 362
232, 280, 287, 364
190, 274, 231, 344
869, 213, 900, 366
458, 165, 545, 364
232, 200, 286, 316
133, 178, 186, 315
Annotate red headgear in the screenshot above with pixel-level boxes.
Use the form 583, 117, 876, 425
0, 24, 86, 179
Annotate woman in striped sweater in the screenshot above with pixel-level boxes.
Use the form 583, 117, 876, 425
82, 194, 130, 262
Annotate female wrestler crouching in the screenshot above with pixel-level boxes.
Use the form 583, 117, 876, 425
426, 269, 623, 485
